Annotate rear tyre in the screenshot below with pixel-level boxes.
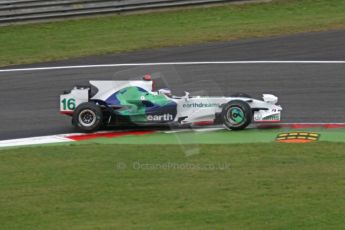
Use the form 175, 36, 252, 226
72, 102, 103, 132
222, 100, 252, 130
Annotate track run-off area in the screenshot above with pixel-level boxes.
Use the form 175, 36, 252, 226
1, 124, 345, 148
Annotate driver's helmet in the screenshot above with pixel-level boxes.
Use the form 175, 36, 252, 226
158, 88, 172, 97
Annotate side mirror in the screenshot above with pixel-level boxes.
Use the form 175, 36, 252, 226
183, 91, 190, 101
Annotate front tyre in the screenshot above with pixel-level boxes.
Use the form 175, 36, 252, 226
72, 102, 103, 132
222, 100, 252, 130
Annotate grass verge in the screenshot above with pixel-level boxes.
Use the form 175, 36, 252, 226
77, 129, 345, 145
1, 0, 345, 66
1, 142, 345, 229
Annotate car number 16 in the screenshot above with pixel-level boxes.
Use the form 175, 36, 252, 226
61, 98, 76, 110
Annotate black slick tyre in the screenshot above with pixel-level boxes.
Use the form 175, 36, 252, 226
222, 100, 252, 130
72, 102, 103, 132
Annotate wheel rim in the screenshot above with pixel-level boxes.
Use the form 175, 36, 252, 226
227, 106, 246, 126
78, 109, 96, 127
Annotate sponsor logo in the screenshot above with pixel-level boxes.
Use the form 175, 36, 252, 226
264, 114, 280, 121
276, 132, 320, 143
255, 113, 280, 121
147, 114, 173, 121
183, 103, 220, 108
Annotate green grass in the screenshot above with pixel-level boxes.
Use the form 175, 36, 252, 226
77, 129, 345, 145
1, 0, 345, 66
1, 142, 345, 229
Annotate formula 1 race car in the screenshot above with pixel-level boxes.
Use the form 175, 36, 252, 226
60, 76, 282, 132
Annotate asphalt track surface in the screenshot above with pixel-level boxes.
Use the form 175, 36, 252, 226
1, 30, 345, 140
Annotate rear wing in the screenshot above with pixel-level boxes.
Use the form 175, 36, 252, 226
60, 87, 89, 115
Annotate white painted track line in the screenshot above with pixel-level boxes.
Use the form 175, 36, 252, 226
1, 61, 345, 72
0, 136, 71, 148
